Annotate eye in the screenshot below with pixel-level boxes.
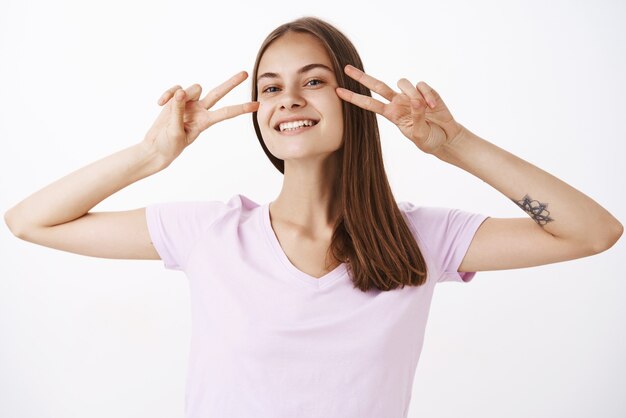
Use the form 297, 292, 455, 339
261, 86, 279, 94
260, 79, 325, 94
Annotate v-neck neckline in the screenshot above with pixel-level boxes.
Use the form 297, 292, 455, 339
261, 201, 349, 288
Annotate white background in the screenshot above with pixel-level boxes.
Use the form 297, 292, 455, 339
1, 0, 625, 417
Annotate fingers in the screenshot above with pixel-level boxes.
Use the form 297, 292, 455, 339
396, 78, 422, 101
158, 85, 182, 106
196, 101, 259, 133
157, 70, 248, 109
185, 84, 202, 102
158, 84, 202, 106
397, 78, 429, 111
343, 65, 396, 101
207, 102, 260, 126
171, 89, 187, 126
163, 84, 200, 128
397, 79, 441, 110
393, 78, 423, 124
336, 87, 386, 115
416, 81, 440, 109
199, 71, 249, 110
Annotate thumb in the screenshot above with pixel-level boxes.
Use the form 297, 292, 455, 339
172, 89, 187, 127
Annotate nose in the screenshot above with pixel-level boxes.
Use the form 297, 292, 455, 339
279, 88, 306, 110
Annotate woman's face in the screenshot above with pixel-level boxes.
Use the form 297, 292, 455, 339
256, 32, 344, 162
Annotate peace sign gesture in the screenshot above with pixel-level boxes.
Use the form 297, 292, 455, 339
335, 65, 465, 155
142, 71, 259, 167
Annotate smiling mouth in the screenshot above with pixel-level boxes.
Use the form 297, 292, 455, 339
274, 120, 320, 132
276, 123, 319, 135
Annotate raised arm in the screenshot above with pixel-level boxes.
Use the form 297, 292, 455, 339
4, 72, 259, 260
336, 65, 623, 273
5, 142, 164, 259
431, 129, 622, 272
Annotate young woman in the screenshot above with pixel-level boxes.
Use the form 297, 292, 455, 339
5, 16, 622, 418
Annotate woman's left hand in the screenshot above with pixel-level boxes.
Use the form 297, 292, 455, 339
336, 64, 465, 155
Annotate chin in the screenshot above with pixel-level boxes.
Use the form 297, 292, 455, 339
274, 146, 343, 162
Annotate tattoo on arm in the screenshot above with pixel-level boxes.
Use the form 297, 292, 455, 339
511, 194, 554, 226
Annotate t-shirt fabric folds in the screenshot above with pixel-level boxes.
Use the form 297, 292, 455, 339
145, 194, 489, 418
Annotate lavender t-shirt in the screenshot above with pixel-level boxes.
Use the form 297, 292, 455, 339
145, 194, 489, 418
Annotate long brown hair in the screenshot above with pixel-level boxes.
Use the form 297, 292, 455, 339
251, 16, 428, 292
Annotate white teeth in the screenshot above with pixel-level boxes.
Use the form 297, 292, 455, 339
278, 119, 316, 132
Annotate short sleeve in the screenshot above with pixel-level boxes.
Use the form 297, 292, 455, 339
400, 202, 490, 283
145, 201, 228, 271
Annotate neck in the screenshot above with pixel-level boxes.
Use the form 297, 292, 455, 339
270, 153, 342, 235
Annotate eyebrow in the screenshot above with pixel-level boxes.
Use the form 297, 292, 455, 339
257, 63, 333, 83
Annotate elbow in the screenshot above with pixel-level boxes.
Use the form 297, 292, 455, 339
590, 220, 624, 254
4, 208, 29, 240
4, 208, 15, 234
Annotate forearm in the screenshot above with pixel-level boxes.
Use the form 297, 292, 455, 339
432, 127, 623, 247
5, 142, 166, 232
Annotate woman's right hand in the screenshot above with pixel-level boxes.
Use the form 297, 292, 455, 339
142, 71, 260, 167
